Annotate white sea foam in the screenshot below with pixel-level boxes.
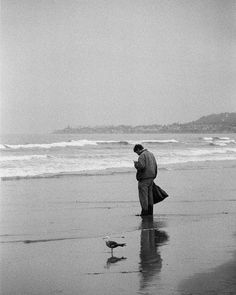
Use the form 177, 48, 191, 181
0, 155, 52, 162
1, 146, 236, 179
1, 135, 236, 180
140, 139, 179, 144
0, 144, 10, 150
210, 142, 227, 147
210, 139, 235, 146
202, 136, 235, 146
0, 157, 132, 179
203, 136, 232, 141
0, 140, 99, 150
0, 138, 180, 151
213, 136, 230, 140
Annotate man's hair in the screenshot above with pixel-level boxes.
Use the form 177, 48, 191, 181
133, 144, 144, 152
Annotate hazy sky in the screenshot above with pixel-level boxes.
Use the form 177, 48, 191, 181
1, 0, 236, 133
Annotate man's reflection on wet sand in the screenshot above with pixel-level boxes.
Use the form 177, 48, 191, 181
139, 216, 169, 291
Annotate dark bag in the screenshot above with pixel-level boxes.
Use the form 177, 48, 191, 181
153, 182, 169, 204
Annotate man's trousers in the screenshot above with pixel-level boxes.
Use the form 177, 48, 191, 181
138, 178, 154, 215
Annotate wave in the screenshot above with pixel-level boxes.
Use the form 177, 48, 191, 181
201, 136, 235, 147
1, 139, 236, 180
1, 137, 234, 151
202, 136, 231, 141
0, 166, 190, 181
209, 139, 235, 146
0, 168, 135, 181
202, 137, 213, 141
1, 155, 236, 181
97, 140, 131, 145
0, 154, 53, 162
1, 148, 236, 180
0, 138, 179, 150
210, 142, 227, 147
213, 136, 231, 140
0, 140, 98, 150
140, 139, 178, 144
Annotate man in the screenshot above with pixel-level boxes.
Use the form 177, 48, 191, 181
133, 144, 157, 216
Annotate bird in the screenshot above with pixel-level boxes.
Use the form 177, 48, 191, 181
104, 236, 126, 255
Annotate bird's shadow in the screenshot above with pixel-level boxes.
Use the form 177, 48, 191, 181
105, 256, 127, 269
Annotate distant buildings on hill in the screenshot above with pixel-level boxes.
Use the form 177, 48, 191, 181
54, 112, 236, 134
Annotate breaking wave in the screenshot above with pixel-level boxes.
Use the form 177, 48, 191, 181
201, 136, 235, 147
1, 147, 236, 180
0, 139, 179, 151
0, 140, 98, 150
140, 139, 178, 144
202, 136, 231, 141
0, 154, 53, 162
1, 135, 236, 180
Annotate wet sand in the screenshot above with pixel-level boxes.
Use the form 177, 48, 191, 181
179, 250, 236, 295
1, 160, 236, 294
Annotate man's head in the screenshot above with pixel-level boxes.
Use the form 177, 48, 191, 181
133, 144, 144, 155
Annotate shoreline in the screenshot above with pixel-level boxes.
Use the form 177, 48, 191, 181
1, 158, 236, 182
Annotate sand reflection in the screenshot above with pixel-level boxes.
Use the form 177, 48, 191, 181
139, 216, 169, 291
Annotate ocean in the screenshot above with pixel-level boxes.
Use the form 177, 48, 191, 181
1, 133, 236, 180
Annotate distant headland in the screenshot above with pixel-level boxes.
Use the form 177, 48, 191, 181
53, 112, 236, 134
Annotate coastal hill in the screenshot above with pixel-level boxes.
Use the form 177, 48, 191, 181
54, 112, 236, 134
